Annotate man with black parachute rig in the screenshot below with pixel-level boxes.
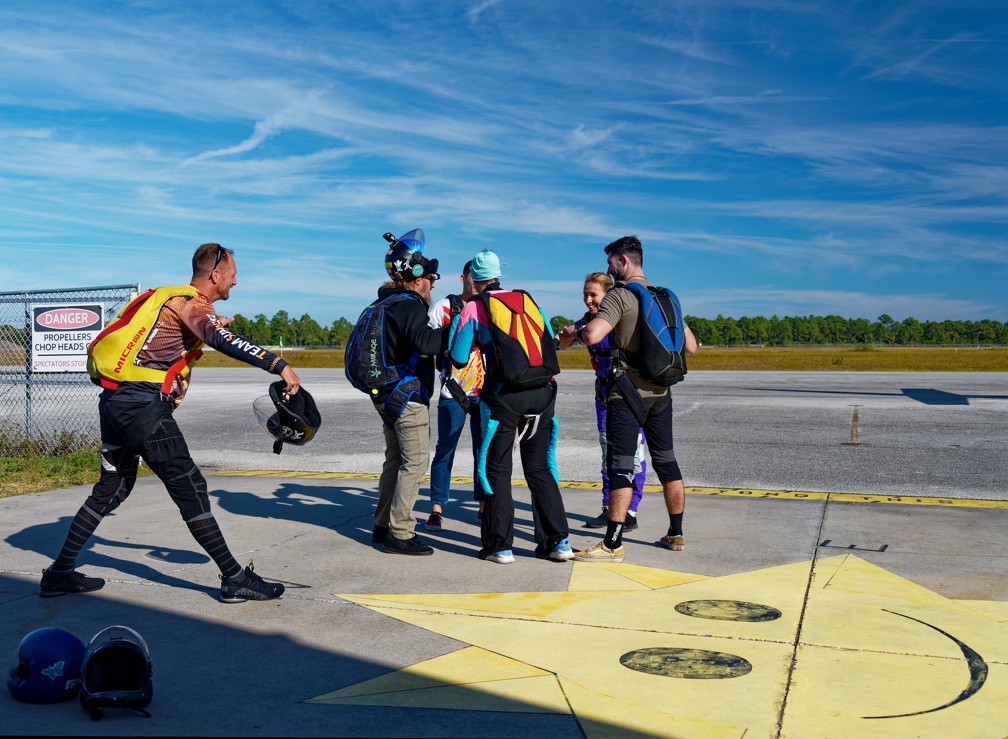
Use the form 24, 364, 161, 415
345, 229, 448, 556
423, 259, 487, 532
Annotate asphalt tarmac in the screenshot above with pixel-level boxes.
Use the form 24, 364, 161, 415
179, 368, 1008, 500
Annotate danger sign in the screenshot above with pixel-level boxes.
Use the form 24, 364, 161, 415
31, 303, 105, 373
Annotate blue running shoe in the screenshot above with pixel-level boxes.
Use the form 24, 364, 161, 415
549, 538, 574, 562
483, 550, 515, 564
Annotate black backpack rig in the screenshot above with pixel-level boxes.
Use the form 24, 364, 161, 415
344, 292, 429, 423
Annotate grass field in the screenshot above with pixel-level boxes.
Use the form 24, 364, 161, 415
0, 450, 101, 498
0, 451, 154, 499
197, 345, 1008, 372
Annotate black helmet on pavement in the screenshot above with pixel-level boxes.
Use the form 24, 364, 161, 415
7, 627, 85, 704
79, 625, 153, 720
253, 381, 322, 454
383, 228, 439, 282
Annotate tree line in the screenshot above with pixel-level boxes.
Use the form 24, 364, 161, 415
226, 310, 1007, 348
682, 314, 1008, 346
548, 313, 1008, 347
229, 311, 354, 348
3, 311, 1005, 352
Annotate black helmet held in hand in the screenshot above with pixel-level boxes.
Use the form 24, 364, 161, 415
253, 381, 322, 454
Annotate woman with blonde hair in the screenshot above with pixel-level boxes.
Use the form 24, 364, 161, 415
560, 272, 647, 530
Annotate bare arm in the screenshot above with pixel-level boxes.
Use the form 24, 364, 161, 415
684, 323, 698, 354
580, 316, 614, 346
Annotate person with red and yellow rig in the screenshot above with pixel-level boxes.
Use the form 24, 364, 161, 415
40, 243, 301, 603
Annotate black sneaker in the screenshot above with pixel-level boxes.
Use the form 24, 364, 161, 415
584, 507, 609, 528
39, 567, 105, 598
219, 563, 285, 603
623, 514, 639, 532
384, 533, 434, 556
372, 525, 389, 544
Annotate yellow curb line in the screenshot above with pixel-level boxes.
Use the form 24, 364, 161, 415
210, 471, 1008, 510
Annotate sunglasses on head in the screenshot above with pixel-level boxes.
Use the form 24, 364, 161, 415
213, 245, 227, 270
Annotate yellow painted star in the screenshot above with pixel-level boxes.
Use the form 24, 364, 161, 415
310, 555, 1008, 738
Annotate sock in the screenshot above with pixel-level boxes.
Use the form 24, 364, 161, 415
603, 518, 624, 549
53, 505, 103, 571
186, 513, 242, 579
627, 510, 637, 519
668, 512, 684, 537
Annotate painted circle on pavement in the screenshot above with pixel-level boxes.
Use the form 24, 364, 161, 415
620, 647, 753, 679
675, 599, 782, 622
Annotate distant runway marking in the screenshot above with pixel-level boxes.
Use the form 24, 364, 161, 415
210, 471, 1008, 509
686, 486, 1008, 509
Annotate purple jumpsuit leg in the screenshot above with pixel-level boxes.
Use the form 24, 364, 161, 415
595, 397, 609, 507
598, 399, 648, 512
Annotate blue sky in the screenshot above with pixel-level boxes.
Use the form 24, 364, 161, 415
1, 1, 1005, 325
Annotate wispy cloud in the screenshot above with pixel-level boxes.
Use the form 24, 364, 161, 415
0, 0, 1005, 324
468, 0, 506, 23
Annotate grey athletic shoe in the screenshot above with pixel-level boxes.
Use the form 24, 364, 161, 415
584, 507, 608, 528
220, 563, 285, 603
39, 567, 105, 597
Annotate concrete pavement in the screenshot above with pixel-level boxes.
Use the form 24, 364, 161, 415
2, 471, 1007, 737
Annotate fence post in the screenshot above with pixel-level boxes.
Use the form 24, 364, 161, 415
23, 294, 31, 439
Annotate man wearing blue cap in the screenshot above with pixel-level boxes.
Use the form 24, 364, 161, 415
448, 250, 573, 564
424, 259, 487, 532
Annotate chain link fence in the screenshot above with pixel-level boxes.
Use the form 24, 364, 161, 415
0, 284, 140, 455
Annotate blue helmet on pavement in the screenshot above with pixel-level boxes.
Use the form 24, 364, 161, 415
7, 627, 86, 704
